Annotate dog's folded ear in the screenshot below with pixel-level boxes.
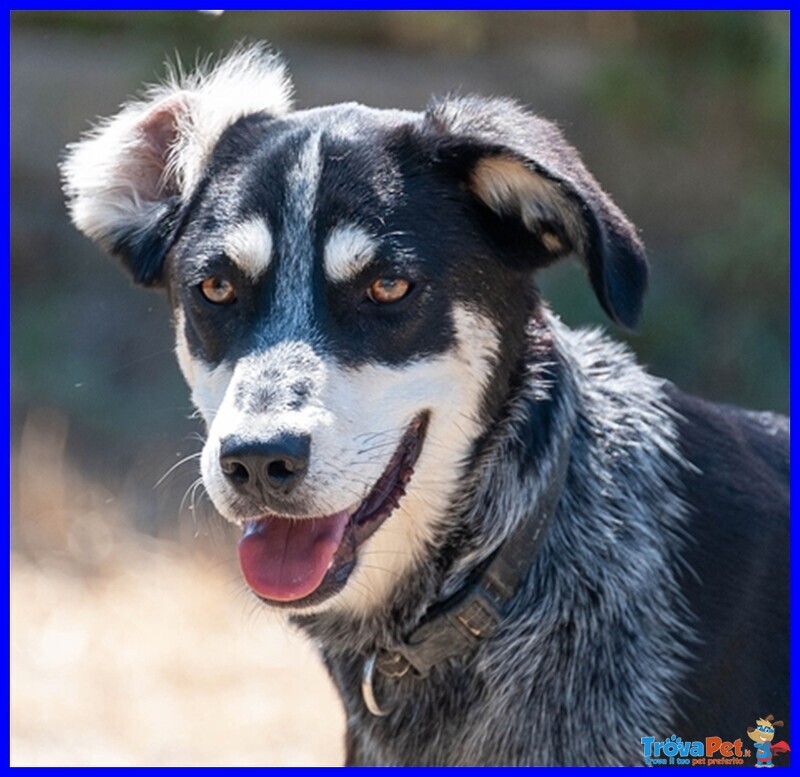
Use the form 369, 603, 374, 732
60, 44, 293, 286
425, 95, 648, 329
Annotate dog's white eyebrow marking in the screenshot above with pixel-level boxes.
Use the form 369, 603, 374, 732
224, 218, 273, 279
323, 225, 378, 283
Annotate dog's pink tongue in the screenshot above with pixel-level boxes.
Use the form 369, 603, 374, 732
237, 512, 350, 602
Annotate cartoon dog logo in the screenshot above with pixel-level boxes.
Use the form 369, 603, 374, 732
747, 715, 790, 767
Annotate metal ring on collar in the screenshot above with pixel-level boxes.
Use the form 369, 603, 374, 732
361, 653, 390, 717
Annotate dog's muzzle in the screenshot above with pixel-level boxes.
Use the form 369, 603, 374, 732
235, 413, 429, 608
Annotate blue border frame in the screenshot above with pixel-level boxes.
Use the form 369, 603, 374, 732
4, 3, 795, 9
789, 9, 796, 773
6, 6, 794, 771
4, 7, 12, 771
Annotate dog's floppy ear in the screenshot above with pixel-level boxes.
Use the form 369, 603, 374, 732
60, 44, 293, 286
426, 95, 648, 329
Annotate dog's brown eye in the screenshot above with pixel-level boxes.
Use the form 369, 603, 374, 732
367, 278, 411, 304
199, 276, 236, 305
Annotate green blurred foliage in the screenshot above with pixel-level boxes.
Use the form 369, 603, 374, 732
581, 12, 788, 412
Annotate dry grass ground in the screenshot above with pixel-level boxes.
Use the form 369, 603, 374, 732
10, 413, 345, 766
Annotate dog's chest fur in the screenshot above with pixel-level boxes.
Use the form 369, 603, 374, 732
298, 316, 693, 766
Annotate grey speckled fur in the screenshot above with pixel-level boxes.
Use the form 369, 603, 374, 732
295, 311, 695, 766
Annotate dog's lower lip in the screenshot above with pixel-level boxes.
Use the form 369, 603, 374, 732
237, 412, 429, 607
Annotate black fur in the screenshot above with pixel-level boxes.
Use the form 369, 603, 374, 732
666, 386, 789, 748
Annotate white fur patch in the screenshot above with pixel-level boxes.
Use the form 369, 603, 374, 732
323, 225, 378, 283
224, 218, 274, 279
160, 42, 293, 194
174, 309, 233, 422
471, 155, 584, 252
61, 43, 293, 249
326, 307, 499, 614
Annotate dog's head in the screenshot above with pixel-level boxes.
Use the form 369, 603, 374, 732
62, 45, 647, 614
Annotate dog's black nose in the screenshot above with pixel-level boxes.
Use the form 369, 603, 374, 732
219, 434, 310, 500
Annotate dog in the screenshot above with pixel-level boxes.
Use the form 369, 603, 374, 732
61, 44, 789, 765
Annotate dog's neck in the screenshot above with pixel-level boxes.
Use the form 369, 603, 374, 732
363, 401, 573, 693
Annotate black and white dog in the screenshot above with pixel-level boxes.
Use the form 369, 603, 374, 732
62, 45, 789, 766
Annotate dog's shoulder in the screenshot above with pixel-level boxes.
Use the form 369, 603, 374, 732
662, 383, 788, 740
662, 380, 788, 578
664, 382, 788, 504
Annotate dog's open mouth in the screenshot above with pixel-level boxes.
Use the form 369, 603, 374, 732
236, 413, 429, 608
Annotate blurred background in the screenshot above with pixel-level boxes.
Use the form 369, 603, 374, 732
11, 10, 789, 766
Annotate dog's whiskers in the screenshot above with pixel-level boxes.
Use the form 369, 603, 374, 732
180, 476, 208, 517
354, 440, 402, 456
154, 451, 203, 489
